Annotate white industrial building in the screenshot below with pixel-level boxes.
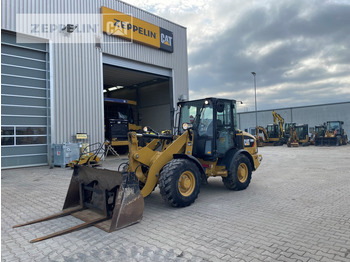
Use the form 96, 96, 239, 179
1, 0, 189, 168
237, 102, 350, 138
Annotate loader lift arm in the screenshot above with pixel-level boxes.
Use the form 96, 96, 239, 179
127, 130, 197, 198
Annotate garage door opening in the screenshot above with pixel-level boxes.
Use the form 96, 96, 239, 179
103, 64, 172, 150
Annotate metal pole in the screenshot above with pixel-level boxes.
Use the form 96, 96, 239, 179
251, 72, 257, 132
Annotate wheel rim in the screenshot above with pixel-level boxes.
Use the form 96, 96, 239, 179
237, 163, 248, 183
178, 171, 195, 197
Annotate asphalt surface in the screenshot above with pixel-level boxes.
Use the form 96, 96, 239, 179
2, 145, 350, 261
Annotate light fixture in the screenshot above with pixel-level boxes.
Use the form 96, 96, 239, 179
182, 122, 193, 130
108, 87, 118, 91
107, 86, 124, 92
103, 89, 107, 93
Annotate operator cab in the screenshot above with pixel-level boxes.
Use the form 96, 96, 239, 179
285, 122, 296, 136
295, 124, 308, 140
326, 121, 344, 134
178, 98, 237, 160
315, 125, 326, 137
266, 124, 280, 139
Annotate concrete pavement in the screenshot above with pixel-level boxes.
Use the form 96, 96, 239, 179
2, 145, 350, 261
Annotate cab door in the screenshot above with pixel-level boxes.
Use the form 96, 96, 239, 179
215, 100, 235, 157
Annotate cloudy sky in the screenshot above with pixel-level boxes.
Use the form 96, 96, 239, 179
124, 0, 350, 112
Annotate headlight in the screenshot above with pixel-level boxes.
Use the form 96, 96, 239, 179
182, 123, 193, 130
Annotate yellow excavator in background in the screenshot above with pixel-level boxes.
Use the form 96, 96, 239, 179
311, 124, 326, 145
14, 97, 262, 243
272, 110, 284, 139
284, 122, 296, 143
256, 111, 285, 146
287, 124, 310, 147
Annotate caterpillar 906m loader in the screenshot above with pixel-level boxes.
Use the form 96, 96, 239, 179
128, 98, 262, 207
14, 98, 262, 242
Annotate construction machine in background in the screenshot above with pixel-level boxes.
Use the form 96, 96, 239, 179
272, 110, 284, 139
284, 122, 296, 143
310, 124, 326, 145
256, 124, 284, 146
14, 97, 262, 243
256, 111, 285, 146
315, 121, 348, 146
287, 124, 310, 147
104, 98, 142, 154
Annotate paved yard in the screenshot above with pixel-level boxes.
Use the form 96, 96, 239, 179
2, 145, 350, 261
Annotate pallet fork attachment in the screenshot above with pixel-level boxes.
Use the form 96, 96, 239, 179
13, 166, 144, 243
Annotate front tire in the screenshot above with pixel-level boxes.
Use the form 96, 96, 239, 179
159, 159, 201, 207
223, 154, 252, 191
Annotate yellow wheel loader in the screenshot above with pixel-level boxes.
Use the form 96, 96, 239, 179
126, 98, 262, 206
14, 98, 262, 242
315, 121, 348, 146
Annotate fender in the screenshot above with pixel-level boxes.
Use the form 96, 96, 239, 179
173, 154, 206, 180
231, 149, 255, 171
219, 148, 255, 172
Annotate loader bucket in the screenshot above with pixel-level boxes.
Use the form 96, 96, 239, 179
13, 166, 144, 243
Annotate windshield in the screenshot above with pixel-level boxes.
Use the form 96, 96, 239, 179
296, 126, 307, 139
105, 103, 134, 123
197, 106, 213, 136
315, 126, 325, 135
178, 100, 213, 134
285, 123, 291, 132
285, 123, 295, 133
327, 121, 340, 131
267, 125, 274, 133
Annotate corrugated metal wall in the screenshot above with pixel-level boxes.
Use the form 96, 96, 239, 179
1, 0, 188, 149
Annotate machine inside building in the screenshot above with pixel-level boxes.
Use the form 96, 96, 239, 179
102, 64, 172, 152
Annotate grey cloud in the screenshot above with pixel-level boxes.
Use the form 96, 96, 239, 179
188, 0, 350, 109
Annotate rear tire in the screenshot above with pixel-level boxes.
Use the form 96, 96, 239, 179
223, 154, 252, 191
159, 159, 201, 207
115, 146, 129, 155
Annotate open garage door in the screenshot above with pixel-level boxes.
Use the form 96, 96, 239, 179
103, 55, 173, 146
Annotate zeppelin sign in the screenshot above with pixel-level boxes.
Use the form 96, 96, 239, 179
101, 6, 173, 53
